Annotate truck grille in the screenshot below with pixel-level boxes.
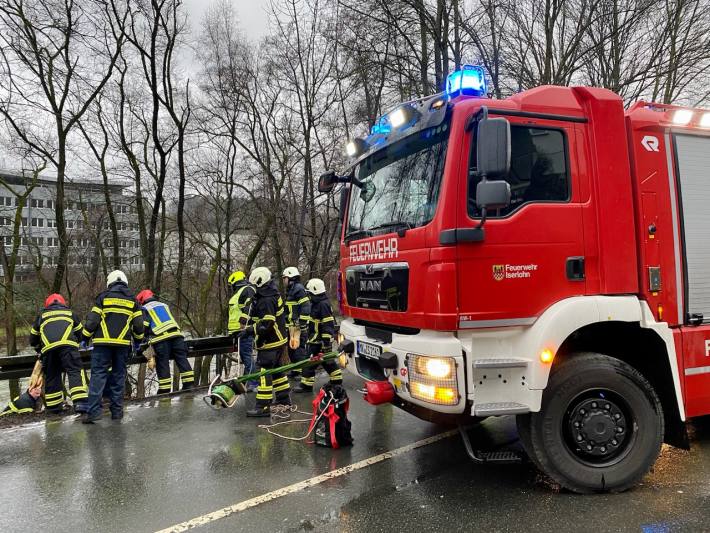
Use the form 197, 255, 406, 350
345, 262, 409, 312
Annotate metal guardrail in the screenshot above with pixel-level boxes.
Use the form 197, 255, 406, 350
0, 335, 236, 380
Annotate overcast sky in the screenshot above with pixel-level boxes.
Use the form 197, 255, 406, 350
183, 0, 271, 42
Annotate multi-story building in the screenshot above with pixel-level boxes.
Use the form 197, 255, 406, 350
0, 170, 142, 281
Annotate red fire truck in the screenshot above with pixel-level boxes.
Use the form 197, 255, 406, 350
319, 65, 710, 493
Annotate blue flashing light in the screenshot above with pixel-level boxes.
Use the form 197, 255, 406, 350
370, 115, 391, 135
446, 65, 487, 98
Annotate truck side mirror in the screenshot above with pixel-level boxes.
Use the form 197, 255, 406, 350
477, 117, 511, 178
318, 171, 338, 193
476, 180, 511, 210
339, 186, 349, 222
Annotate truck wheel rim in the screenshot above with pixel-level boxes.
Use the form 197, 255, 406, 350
562, 388, 636, 467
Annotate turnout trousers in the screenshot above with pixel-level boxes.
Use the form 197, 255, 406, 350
300, 346, 343, 390
153, 336, 194, 394
86, 345, 130, 418
255, 347, 291, 408
43, 346, 88, 412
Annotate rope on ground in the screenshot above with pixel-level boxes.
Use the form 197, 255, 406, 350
258, 394, 334, 442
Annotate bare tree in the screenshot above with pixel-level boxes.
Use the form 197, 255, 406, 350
0, 0, 126, 292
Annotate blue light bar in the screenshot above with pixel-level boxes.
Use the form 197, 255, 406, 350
370, 115, 391, 135
446, 65, 487, 97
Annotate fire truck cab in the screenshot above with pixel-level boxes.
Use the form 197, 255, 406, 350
320, 66, 710, 493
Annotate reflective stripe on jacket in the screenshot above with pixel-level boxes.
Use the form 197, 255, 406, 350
82, 282, 144, 346
29, 304, 83, 354
142, 299, 183, 344
228, 282, 255, 333
250, 280, 287, 350
305, 293, 335, 347
284, 281, 311, 326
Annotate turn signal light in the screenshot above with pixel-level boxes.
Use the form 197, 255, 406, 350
410, 382, 457, 404
540, 349, 554, 364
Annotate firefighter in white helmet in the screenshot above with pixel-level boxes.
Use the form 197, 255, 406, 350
81, 270, 144, 423
282, 266, 311, 379
293, 278, 342, 393
245, 267, 291, 416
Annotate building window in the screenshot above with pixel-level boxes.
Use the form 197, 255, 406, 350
48, 237, 59, 247
30, 199, 44, 208
46, 200, 54, 210
31, 217, 44, 227
1, 196, 12, 206
0, 217, 10, 226
2, 236, 12, 245
47, 218, 57, 228
21, 217, 27, 227
120, 239, 127, 248
31, 236, 44, 246
67, 220, 74, 229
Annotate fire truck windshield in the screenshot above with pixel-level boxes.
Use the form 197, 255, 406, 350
346, 123, 449, 240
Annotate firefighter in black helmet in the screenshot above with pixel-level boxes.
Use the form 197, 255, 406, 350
28, 293, 88, 413
245, 267, 290, 417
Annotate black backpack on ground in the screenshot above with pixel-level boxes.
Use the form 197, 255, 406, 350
309, 383, 353, 448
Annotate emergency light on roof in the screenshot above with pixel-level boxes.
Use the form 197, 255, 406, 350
672, 109, 693, 125
446, 65, 487, 97
370, 115, 391, 136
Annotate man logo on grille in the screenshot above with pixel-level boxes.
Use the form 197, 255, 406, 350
493, 264, 504, 281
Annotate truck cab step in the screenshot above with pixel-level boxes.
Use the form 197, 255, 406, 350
474, 402, 530, 416
458, 425, 523, 464
473, 358, 529, 369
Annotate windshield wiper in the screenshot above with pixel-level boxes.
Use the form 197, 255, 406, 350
369, 221, 414, 235
345, 229, 373, 242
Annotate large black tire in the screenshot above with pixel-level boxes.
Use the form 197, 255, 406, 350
528, 353, 664, 493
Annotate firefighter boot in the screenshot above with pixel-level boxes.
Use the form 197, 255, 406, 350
246, 405, 270, 417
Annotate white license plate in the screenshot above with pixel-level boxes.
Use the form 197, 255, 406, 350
357, 340, 382, 361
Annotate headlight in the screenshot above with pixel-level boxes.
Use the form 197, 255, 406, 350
408, 354, 458, 406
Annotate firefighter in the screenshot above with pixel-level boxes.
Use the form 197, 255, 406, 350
28, 293, 89, 413
227, 270, 257, 391
293, 278, 342, 393
245, 266, 290, 417
81, 270, 144, 423
1, 386, 42, 416
136, 289, 194, 394
282, 266, 311, 379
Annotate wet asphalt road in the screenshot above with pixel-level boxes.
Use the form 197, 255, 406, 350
1, 373, 709, 533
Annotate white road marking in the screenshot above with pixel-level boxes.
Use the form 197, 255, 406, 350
155, 429, 458, 532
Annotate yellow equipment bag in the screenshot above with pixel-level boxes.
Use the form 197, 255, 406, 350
289, 325, 301, 349
143, 344, 156, 370
29, 359, 44, 390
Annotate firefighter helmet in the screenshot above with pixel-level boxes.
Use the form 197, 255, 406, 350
136, 289, 154, 306
249, 267, 272, 288
228, 270, 246, 286
107, 270, 128, 287
282, 266, 300, 279
305, 278, 326, 295
44, 293, 66, 308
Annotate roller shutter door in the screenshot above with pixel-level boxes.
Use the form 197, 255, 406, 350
675, 133, 710, 321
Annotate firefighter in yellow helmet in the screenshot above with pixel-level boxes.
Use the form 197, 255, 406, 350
245, 267, 290, 417
227, 270, 257, 391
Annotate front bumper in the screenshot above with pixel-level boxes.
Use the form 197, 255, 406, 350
340, 319, 466, 415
